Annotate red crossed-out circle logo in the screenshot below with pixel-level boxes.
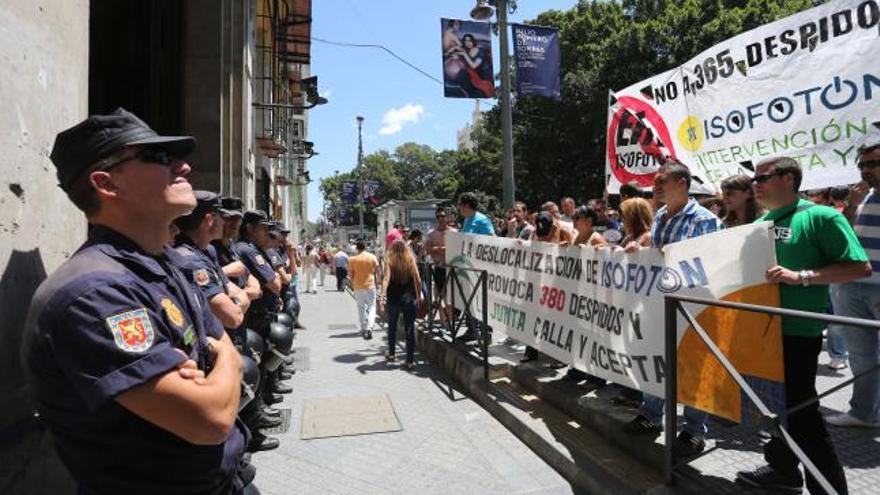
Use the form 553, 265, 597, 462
606, 95, 678, 188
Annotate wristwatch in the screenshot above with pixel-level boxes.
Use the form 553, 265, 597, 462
798, 270, 815, 287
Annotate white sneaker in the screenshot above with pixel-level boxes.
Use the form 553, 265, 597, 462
826, 358, 848, 370
826, 413, 880, 428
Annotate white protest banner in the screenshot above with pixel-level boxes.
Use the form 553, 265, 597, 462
446, 225, 786, 423
606, 0, 880, 194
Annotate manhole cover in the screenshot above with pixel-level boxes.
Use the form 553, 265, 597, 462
260, 408, 291, 434
301, 394, 402, 440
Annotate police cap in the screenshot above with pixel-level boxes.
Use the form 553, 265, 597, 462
50, 108, 196, 192
242, 210, 273, 227
219, 196, 244, 218
174, 191, 221, 229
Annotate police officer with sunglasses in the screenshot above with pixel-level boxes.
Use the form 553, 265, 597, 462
22, 109, 251, 494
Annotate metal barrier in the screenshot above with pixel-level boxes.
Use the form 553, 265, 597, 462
418, 262, 491, 381
663, 294, 880, 494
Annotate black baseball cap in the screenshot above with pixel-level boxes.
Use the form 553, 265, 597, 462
242, 209, 273, 227
535, 212, 554, 237
219, 196, 243, 217
50, 108, 196, 192
272, 222, 291, 235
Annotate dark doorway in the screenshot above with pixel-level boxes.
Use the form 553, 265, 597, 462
89, 0, 184, 134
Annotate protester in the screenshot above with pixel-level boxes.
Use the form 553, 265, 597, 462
619, 182, 643, 202
459, 192, 495, 236
426, 207, 456, 323
624, 160, 723, 459
735, 157, 870, 494
611, 197, 655, 407
530, 210, 574, 245
568, 206, 607, 248
379, 239, 423, 370
505, 201, 535, 240
407, 229, 425, 262
522, 211, 574, 364
349, 238, 380, 340
699, 196, 727, 220
720, 174, 762, 227
805, 187, 831, 206
333, 245, 350, 292
619, 198, 654, 253
24, 109, 248, 493
560, 196, 576, 224
826, 139, 880, 428
458, 192, 494, 341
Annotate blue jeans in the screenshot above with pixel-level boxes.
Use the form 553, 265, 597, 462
826, 285, 848, 360
640, 395, 708, 436
387, 300, 417, 363
834, 282, 880, 423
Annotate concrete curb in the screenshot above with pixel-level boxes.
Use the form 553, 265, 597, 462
416, 329, 669, 495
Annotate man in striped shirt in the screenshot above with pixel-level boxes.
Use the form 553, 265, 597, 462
829, 137, 880, 429
623, 160, 723, 458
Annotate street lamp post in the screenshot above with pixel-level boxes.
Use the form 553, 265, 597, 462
356, 116, 365, 238
472, 0, 515, 209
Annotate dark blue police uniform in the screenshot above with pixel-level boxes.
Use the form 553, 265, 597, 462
212, 240, 249, 288
234, 240, 278, 333
174, 235, 228, 301
23, 226, 247, 495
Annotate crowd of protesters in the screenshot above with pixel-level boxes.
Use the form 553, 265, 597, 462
346, 136, 879, 495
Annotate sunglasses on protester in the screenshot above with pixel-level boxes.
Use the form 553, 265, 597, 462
857, 159, 880, 170
751, 171, 785, 184
98, 148, 179, 172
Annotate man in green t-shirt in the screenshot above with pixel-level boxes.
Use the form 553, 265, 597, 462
736, 157, 870, 494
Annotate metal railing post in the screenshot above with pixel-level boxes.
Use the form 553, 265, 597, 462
482, 271, 489, 382
450, 268, 457, 344
664, 297, 678, 485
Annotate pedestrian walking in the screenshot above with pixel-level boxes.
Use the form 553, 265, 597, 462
333, 246, 349, 291
302, 244, 318, 294
379, 239, 423, 370
348, 239, 380, 340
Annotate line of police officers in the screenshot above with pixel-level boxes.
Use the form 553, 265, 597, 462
22, 109, 303, 495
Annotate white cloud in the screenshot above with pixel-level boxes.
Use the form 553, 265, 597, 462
379, 103, 425, 135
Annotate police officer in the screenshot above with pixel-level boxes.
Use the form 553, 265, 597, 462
23, 109, 248, 494
173, 192, 283, 438
234, 210, 288, 452
213, 197, 263, 305
173, 191, 250, 331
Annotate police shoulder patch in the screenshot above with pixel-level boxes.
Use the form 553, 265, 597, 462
106, 308, 155, 352
194, 268, 211, 286
160, 297, 185, 327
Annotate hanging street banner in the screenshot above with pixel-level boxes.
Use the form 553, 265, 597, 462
605, 0, 880, 194
341, 181, 358, 205
511, 24, 562, 100
362, 180, 381, 206
446, 225, 786, 424
441, 18, 495, 98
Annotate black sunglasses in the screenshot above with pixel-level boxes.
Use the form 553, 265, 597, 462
857, 159, 880, 170
99, 148, 178, 172
751, 171, 784, 184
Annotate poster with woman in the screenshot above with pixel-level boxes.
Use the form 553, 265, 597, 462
441, 18, 494, 98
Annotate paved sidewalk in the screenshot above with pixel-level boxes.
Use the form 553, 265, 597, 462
251, 281, 575, 495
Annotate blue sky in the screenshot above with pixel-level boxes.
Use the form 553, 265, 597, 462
306, 0, 578, 220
